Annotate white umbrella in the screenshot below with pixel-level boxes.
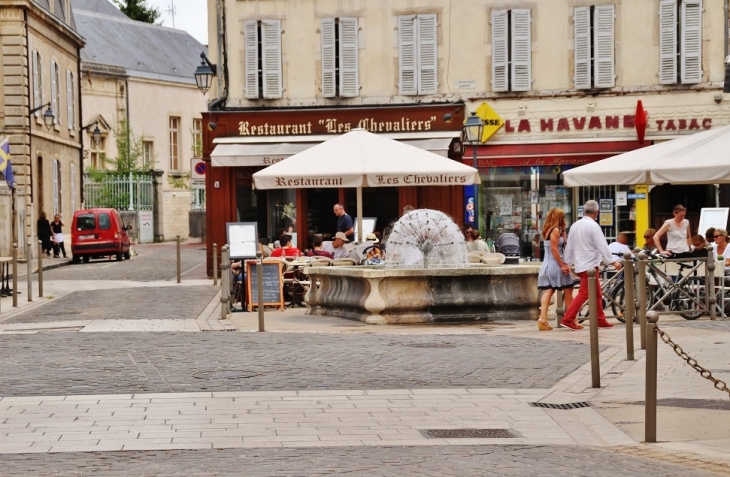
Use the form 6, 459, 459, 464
252, 128, 480, 241
563, 124, 730, 186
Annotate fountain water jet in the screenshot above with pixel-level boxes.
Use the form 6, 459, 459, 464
306, 209, 540, 324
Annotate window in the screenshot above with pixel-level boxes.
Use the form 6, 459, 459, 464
77, 214, 95, 231
169, 116, 180, 171
244, 19, 282, 99
574, 5, 615, 89
143, 140, 154, 169
52, 159, 61, 215
192, 118, 202, 157
89, 136, 106, 170
321, 18, 359, 98
98, 213, 111, 230
66, 70, 75, 130
491, 9, 532, 92
51, 61, 61, 126
397, 14, 437, 95
659, 0, 702, 84
32, 50, 43, 116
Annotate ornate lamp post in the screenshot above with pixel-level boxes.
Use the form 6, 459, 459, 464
463, 112, 484, 229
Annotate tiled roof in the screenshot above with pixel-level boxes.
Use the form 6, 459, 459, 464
72, 0, 206, 84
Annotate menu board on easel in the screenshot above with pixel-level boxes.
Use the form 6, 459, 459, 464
246, 260, 285, 312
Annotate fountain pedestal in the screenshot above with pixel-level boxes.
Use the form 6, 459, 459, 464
305, 264, 540, 324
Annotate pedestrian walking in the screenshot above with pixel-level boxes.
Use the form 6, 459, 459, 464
51, 214, 67, 258
561, 200, 622, 330
536, 208, 574, 330
37, 211, 53, 257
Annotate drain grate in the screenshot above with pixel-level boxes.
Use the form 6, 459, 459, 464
421, 429, 516, 439
401, 343, 457, 349
192, 370, 262, 380
531, 402, 591, 410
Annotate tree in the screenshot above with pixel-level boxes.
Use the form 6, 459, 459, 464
113, 0, 161, 24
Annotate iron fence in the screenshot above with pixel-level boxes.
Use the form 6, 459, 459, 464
83, 172, 153, 211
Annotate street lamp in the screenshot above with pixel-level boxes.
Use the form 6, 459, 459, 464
29, 102, 55, 130
81, 121, 102, 147
194, 52, 217, 94
462, 112, 484, 228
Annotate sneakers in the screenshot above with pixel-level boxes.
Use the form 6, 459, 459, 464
597, 320, 615, 328
561, 319, 584, 331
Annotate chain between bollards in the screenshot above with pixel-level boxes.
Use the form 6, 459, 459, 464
220, 245, 230, 320
212, 243, 218, 286
176, 235, 181, 284
37, 240, 43, 298
587, 267, 600, 388
12, 242, 18, 308
622, 252, 635, 361
26, 238, 32, 302
256, 251, 265, 332
645, 311, 660, 443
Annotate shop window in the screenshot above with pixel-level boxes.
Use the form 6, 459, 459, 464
321, 17, 359, 98
169, 116, 180, 172
491, 9, 532, 92
659, 0, 702, 85
573, 5, 615, 89
397, 14, 437, 95
244, 19, 283, 99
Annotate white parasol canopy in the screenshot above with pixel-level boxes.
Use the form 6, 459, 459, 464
252, 128, 480, 241
563, 124, 730, 187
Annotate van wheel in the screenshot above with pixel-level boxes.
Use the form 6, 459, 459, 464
83, 256, 90, 263
115, 252, 123, 261
72, 256, 81, 264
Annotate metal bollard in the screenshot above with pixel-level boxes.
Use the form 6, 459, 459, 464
645, 311, 660, 443
26, 238, 32, 302
707, 254, 716, 321
637, 252, 648, 350
38, 240, 43, 298
212, 243, 218, 286
622, 253, 635, 361
12, 242, 18, 307
176, 235, 181, 284
587, 268, 600, 388
257, 251, 265, 332
555, 289, 564, 329
220, 245, 230, 319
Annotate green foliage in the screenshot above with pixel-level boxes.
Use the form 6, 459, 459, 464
113, 0, 161, 23
167, 171, 190, 190
107, 118, 145, 173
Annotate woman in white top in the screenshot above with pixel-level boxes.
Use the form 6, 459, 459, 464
653, 204, 691, 257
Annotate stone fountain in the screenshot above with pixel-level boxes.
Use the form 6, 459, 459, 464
305, 209, 540, 324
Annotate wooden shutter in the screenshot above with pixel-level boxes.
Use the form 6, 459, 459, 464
417, 14, 437, 94
33, 50, 40, 116
659, 0, 678, 84
38, 52, 45, 109
573, 7, 591, 89
70, 162, 76, 212
680, 0, 702, 84
593, 4, 615, 88
398, 15, 417, 95
261, 19, 282, 99
320, 18, 336, 97
510, 9, 531, 91
491, 10, 509, 92
67, 70, 74, 129
50, 60, 58, 123
243, 20, 259, 99
52, 159, 59, 215
339, 17, 359, 97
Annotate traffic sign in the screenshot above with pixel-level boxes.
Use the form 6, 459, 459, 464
191, 158, 206, 189
474, 102, 504, 143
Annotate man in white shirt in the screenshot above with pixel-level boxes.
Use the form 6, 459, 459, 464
562, 200, 623, 330
322, 232, 351, 259
607, 233, 633, 259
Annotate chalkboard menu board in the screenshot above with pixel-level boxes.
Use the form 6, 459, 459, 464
246, 260, 284, 311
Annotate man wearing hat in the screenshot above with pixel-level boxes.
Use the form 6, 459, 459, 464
322, 231, 351, 259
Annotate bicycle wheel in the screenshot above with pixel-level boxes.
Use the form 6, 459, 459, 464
611, 285, 658, 323
676, 276, 705, 320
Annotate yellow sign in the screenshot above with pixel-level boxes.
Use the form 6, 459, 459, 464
474, 102, 505, 143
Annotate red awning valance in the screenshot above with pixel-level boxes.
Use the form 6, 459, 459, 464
463, 141, 648, 168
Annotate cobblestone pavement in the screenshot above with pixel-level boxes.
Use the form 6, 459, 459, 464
0, 333, 588, 396
3, 286, 218, 324
39, 243, 206, 282
0, 445, 720, 476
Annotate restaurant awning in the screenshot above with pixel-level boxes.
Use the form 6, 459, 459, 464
210, 131, 459, 167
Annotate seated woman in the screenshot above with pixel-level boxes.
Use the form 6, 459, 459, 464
269, 234, 302, 258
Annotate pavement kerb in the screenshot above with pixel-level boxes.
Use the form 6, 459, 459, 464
5, 257, 73, 280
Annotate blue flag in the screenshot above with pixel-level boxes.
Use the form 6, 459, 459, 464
0, 136, 15, 189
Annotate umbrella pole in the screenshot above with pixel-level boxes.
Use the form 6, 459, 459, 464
356, 186, 363, 243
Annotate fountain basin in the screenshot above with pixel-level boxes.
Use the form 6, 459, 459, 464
305, 264, 541, 324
